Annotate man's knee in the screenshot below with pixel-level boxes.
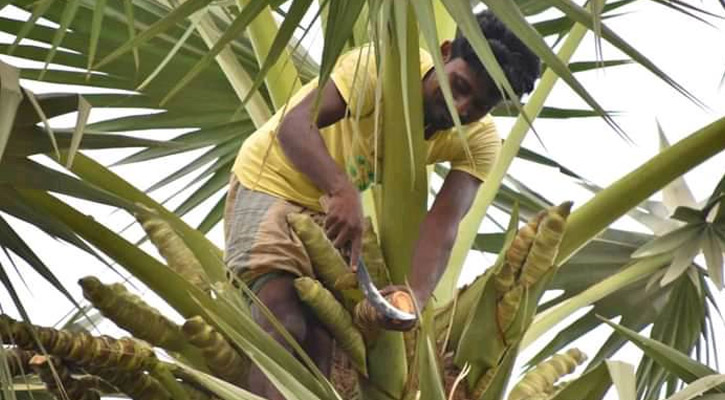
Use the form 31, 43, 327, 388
251, 274, 309, 345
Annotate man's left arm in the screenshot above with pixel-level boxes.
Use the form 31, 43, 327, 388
408, 170, 481, 307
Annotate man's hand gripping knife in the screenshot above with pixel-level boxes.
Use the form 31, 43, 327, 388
319, 195, 417, 332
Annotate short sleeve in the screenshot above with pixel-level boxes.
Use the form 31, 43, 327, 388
450, 116, 501, 182
330, 45, 378, 119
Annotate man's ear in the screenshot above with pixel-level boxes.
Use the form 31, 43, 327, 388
440, 40, 452, 62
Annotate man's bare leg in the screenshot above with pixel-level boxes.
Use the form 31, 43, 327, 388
247, 274, 333, 399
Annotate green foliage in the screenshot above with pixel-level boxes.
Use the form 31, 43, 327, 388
0, 1, 724, 399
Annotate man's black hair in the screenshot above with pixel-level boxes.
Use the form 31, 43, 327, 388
450, 10, 541, 107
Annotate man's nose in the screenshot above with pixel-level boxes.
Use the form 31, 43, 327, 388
455, 97, 471, 119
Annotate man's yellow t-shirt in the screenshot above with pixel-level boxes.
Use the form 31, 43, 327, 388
232, 46, 501, 212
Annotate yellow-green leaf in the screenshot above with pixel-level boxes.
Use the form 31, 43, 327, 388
136, 10, 202, 91
95, 0, 215, 69
411, 0, 471, 165
702, 227, 724, 290
7, 0, 55, 56
664, 375, 725, 400
39, 0, 79, 81
122, 0, 139, 72
22, 89, 59, 160
64, 95, 90, 168
660, 227, 706, 286
318, 0, 366, 92
548, 361, 612, 400
0, 60, 23, 163
86, 0, 107, 79
606, 360, 636, 400
241, 0, 313, 107
177, 364, 266, 400
601, 318, 722, 387
161, 1, 267, 106
417, 307, 447, 400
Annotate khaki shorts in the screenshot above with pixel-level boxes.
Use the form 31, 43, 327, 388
223, 177, 326, 289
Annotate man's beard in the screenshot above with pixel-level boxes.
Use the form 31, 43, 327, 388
423, 98, 454, 133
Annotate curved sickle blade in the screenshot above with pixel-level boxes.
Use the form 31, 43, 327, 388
356, 259, 416, 322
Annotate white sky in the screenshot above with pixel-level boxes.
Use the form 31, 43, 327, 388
1, 1, 725, 399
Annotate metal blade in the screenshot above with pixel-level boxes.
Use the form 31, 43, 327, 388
356, 258, 416, 322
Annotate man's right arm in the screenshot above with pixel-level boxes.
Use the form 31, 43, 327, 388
277, 80, 364, 267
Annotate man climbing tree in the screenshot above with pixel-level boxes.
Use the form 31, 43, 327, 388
224, 10, 540, 399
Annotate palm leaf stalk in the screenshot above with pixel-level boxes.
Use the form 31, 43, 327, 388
521, 252, 672, 350
181, 4, 273, 127
235, 0, 302, 110
362, 2, 427, 398
559, 116, 725, 263
232, 0, 300, 110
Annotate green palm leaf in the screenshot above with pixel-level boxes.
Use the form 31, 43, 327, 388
38, 0, 80, 81
637, 272, 708, 399
112, 120, 251, 165
602, 318, 725, 393
86, 0, 107, 77
196, 194, 225, 233
532, 0, 633, 38
317, 0, 366, 95
0, 60, 22, 163
7, 0, 55, 55
0, 157, 129, 208
0, 215, 78, 308
160, 1, 268, 106
172, 164, 231, 217
1, 2, 724, 399
650, 0, 724, 27
95, 0, 216, 69
241, 0, 315, 106
0, 187, 88, 252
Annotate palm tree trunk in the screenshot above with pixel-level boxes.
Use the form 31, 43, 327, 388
362, 2, 427, 399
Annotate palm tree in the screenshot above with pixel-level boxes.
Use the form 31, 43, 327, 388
0, 0, 724, 399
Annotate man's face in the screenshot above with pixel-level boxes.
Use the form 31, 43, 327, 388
422, 42, 492, 137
